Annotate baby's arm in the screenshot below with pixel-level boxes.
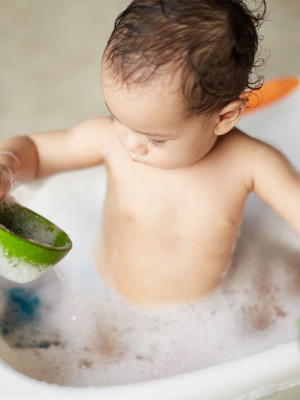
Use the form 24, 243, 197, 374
247, 138, 300, 234
0, 117, 114, 199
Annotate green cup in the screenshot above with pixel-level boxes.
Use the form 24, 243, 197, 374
0, 199, 72, 283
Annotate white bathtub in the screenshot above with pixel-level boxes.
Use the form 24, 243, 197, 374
0, 340, 300, 400
1, 79, 300, 399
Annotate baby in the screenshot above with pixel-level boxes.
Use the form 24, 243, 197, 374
0, 0, 298, 306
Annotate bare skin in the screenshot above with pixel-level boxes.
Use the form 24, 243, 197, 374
1, 66, 300, 305
97, 126, 249, 304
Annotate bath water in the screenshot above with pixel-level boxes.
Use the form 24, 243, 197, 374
53, 265, 77, 307
0, 167, 300, 387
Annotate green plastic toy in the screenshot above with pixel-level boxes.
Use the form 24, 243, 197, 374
0, 200, 72, 283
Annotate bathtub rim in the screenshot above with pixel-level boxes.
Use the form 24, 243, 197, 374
1, 338, 300, 400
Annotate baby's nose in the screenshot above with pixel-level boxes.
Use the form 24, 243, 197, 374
125, 132, 148, 155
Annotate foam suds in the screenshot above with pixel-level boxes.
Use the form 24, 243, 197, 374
0, 247, 49, 283
15, 218, 58, 247
2, 248, 300, 387
1, 167, 300, 388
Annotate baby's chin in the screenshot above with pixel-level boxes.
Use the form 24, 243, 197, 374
129, 150, 201, 169
133, 158, 194, 170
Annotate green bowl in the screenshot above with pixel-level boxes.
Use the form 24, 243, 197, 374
0, 199, 72, 283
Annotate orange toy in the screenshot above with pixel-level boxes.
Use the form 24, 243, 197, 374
244, 76, 299, 115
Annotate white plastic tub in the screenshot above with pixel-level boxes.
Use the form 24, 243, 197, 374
0, 340, 300, 400
1, 78, 300, 399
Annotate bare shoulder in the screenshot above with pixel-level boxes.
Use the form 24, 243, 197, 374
71, 116, 115, 141
228, 128, 296, 170
213, 127, 265, 166
215, 127, 278, 192
60, 116, 117, 168
218, 127, 266, 152
70, 116, 118, 160
219, 128, 298, 192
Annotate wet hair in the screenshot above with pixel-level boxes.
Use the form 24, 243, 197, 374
103, 0, 267, 118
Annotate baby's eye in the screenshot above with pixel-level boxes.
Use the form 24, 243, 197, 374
146, 136, 166, 148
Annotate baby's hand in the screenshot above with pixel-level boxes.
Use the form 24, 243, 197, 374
0, 164, 15, 201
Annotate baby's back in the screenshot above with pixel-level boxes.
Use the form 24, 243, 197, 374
97, 128, 252, 305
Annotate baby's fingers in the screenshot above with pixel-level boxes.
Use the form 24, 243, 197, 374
0, 165, 15, 201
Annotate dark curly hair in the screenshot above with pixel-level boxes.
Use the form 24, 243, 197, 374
103, 0, 267, 118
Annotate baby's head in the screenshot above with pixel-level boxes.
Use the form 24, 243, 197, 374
101, 0, 266, 169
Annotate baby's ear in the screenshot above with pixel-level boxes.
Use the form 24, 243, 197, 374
214, 100, 246, 136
